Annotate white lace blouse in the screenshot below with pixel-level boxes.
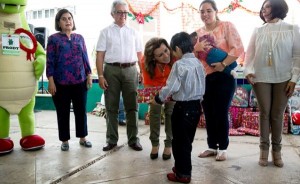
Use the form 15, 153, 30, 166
244, 19, 300, 83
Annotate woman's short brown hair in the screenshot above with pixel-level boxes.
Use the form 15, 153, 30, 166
259, 0, 288, 23
55, 9, 76, 31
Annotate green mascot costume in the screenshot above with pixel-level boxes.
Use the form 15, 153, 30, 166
0, 0, 46, 154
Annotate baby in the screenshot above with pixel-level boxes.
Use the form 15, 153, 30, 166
197, 34, 238, 78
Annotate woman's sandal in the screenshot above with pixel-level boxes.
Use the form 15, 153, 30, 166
216, 150, 227, 161
198, 149, 217, 158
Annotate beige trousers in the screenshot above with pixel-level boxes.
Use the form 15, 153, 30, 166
252, 81, 289, 152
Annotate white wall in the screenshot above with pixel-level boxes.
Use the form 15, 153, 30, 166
25, 0, 300, 75
26, 0, 114, 74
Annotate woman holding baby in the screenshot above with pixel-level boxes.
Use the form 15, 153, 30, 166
194, 0, 244, 161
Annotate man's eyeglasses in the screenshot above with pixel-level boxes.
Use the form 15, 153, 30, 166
115, 11, 129, 16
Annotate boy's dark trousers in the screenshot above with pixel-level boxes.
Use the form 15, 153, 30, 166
171, 100, 201, 177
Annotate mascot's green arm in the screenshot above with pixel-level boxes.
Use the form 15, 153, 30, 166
20, 12, 46, 80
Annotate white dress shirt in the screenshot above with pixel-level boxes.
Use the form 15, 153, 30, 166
96, 23, 142, 63
244, 19, 300, 83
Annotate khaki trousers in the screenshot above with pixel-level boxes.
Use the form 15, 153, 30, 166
149, 101, 175, 147
103, 64, 139, 145
253, 81, 289, 152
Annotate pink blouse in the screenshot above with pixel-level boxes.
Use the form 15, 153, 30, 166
196, 21, 244, 75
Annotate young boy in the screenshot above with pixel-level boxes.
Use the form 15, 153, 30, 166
152, 32, 206, 183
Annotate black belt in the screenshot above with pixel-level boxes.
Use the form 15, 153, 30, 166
106, 62, 136, 68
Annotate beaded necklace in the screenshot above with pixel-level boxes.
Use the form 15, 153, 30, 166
264, 20, 282, 66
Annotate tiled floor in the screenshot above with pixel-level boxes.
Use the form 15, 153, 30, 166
0, 110, 300, 184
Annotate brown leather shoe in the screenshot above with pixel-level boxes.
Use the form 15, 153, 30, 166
259, 149, 269, 166
129, 142, 143, 151
102, 143, 117, 151
272, 151, 284, 168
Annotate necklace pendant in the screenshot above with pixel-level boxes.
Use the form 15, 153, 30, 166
268, 51, 272, 66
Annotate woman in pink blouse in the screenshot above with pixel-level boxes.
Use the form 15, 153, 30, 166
195, 0, 244, 161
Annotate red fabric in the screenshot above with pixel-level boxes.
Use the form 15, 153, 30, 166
137, 86, 163, 103
229, 128, 245, 136
198, 114, 206, 128
141, 57, 172, 87
229, 107, 254, 128
292, 111, 300, 125
20, 135, 45, 150
241, 112, 289, 135
14, 28, 37, 61
0, 138, 14, 154
144, 112, 150, 125
237, 127, 260, 136
242, 111, 260, 130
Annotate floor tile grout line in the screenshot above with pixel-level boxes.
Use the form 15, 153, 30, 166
86, 170, 167, 184
49, 129, 150, 184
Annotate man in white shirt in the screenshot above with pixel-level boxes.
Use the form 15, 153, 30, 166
96, 0, 143, 151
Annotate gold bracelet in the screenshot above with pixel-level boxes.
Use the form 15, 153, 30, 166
98, 75, 104, 78
221, 62, 227, 68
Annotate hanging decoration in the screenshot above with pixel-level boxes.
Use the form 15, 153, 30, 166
126, 0, 158, 24
218, 0, 258, 15
226, 0, 243, 13
128, 12, 154, 24
161, 1, 183, 12
126, 0, 296, 24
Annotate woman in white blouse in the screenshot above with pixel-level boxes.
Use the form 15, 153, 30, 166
244, 0, 300, 168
